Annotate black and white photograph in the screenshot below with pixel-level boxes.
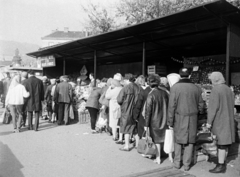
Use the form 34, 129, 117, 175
0, 0, 240, 176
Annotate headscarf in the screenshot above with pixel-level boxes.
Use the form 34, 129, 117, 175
160, 77, 169, 87
107, 78, 113, 87
209, 72, 225, 86
113, 73, 122, 81
167, 73, 181, 87
111, 79, 121, 87
136, 75, 145, 86
9, 75, 21, 90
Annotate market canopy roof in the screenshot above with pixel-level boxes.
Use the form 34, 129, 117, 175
27, 0, 240, 64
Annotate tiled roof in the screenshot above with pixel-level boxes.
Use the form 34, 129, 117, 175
42, 31, 86, 40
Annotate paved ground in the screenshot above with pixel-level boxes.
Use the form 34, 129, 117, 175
0, 107, 239, 177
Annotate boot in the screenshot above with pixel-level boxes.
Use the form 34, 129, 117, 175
209, 163, 226, 173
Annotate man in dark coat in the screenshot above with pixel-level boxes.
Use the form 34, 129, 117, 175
54, 76, 72, 125
117, 76, 140, 151
168, 68, 204, 171
24, 71, 44, 131
21, 71, 29, 127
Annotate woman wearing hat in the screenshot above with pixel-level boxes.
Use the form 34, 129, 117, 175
144, 74, 169, 164
207, 72, 235, 173
105, 78, 123, 141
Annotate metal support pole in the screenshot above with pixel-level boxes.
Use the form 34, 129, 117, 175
142, 42, 146, 75
63, 59, 66, 75
226, 25, 230, 85
94, 50, 97, 87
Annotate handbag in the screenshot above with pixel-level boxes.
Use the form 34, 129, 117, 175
196, 130, 214, 144
163, 129, 174, 154
137, 130, 157, 156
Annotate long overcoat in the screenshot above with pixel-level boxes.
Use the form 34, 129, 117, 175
117, 82, 140, 134
145, 87, 169, 144
24, 76, 44, 112
168, 79, 204, 144
207, 84, 235, 145
133, 86, 151, 138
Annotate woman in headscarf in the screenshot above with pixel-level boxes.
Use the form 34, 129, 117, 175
5, 75, 29, 133
105, 78, 123, 141
207, 72, 235, 173
145, 74, 169, 164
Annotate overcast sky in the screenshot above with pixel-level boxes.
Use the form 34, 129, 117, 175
0, 0, 117, 45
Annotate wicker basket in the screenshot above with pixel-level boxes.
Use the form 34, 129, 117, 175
78, 111, 90, 124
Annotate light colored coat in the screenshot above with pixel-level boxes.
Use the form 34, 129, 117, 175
105, 86, 122, 129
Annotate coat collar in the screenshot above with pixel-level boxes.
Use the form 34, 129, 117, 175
177, 78, 192, 84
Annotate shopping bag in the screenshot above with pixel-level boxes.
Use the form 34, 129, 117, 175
96, 112, 107, 129
164, 129, 174, 154
196, 130, 215, 144
137, 130, 157, 156
69, 104, 74, 120
3, 107, 12, 124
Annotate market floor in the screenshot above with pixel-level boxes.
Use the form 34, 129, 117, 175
0, 116, 239, 177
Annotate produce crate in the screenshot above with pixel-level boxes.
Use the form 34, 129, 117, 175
78, 111, 90, 124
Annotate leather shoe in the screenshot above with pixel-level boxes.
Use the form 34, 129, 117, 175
209, 164, 226, 173
115, 140, 124, 145
184, 166, 190, 171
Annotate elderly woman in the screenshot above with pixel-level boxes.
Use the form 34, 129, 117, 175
5, 75, 29, 133
207, 72, 235, 173
145, 74, 169, 164
105, 78, 123, 141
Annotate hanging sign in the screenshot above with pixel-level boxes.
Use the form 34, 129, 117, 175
148, 65, 156, 74
80, 65, 87, 76
40, 55, 56, 68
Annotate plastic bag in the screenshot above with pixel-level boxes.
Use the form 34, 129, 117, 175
164, 129, 174, 154
69, 104, 74, 120
96, 112, 107, 129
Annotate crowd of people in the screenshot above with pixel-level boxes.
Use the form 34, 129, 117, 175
1, 68, 236, 174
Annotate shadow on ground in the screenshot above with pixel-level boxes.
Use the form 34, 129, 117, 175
0, 141, 24, 177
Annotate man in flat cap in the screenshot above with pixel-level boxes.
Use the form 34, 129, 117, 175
168, 68, 204, 171
53, 75, 72, 125
24, 70, 44, 131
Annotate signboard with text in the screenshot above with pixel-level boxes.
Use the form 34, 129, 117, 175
40, 55, 56, 68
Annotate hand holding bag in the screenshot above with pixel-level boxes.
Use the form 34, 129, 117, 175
137, 130, 157, 156
164, 129, 174, 154
196, 128, 215, 144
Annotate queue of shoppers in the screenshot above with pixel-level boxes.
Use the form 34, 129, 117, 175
2, 68, 236, 174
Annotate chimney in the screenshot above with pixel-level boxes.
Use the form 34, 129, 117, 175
64, 27, 69, 33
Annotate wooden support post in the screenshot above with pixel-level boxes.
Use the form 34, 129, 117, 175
226, 25, 230, 85
63, 59, 66, 75
142, 42, 146, 75
94, 50, 97, 87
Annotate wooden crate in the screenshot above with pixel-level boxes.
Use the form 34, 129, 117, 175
78, 111, 90, 124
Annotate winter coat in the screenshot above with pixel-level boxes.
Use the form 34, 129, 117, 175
24, 76, 44, 112
207, 84, 235, 145
145, 87, 169, 144
117, 82, 140, 134
168, 79, 204, 144
44, 84, 54, 104
105, 86, 122, 129
54, 81, 72, 104
86, 87, 102, 110
133, 86, 151, 138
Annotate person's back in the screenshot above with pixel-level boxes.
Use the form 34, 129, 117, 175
168, 68, 204, 171
55, 81, 72, 103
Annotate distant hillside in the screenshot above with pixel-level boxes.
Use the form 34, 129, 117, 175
0, 40, 40, 66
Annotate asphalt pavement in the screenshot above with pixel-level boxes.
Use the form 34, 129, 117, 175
0, 107, 239, 177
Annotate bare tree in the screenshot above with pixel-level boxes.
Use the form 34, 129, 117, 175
81, 3, 116, 35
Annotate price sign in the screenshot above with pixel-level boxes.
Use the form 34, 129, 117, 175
40, 55, 56, 68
